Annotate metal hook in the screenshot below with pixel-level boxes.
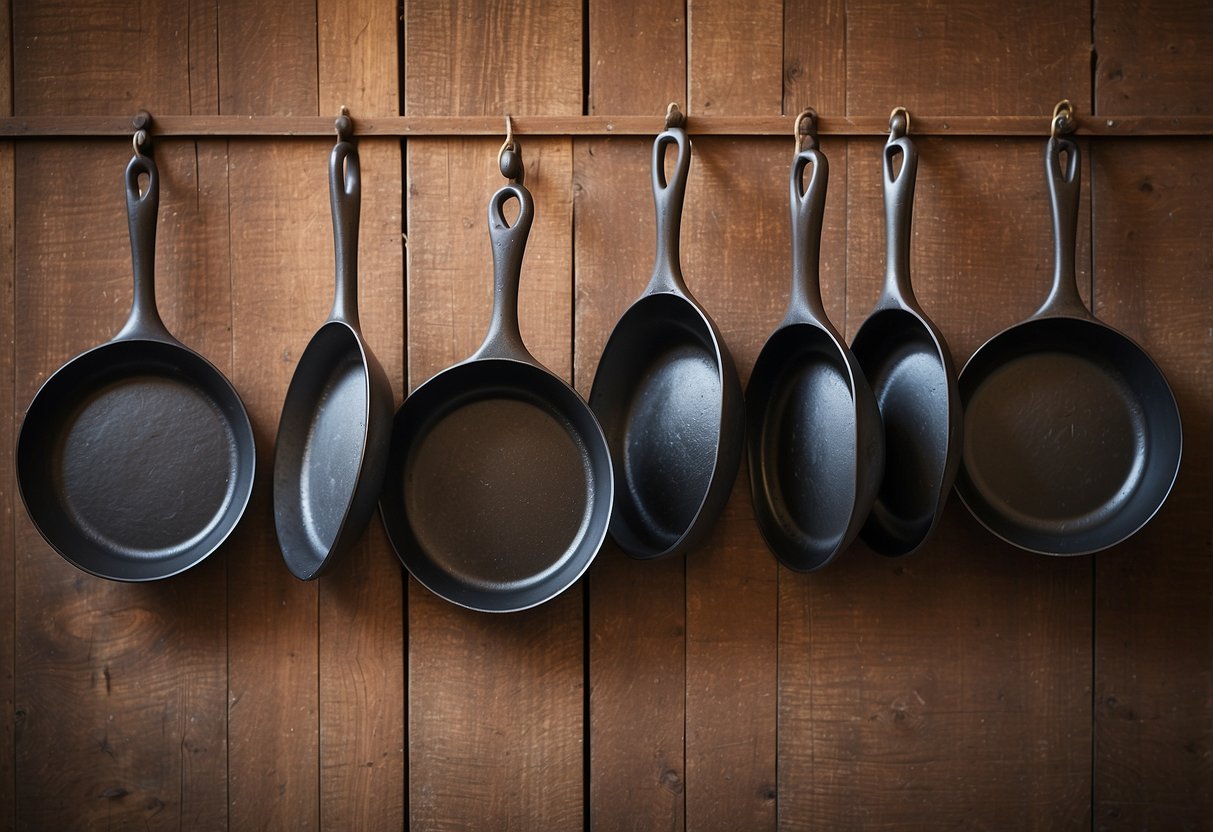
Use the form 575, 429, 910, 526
889, 106, 910, 138
794, 108, 818, 153
665, 102, 685, 130
131, 110, 152, 158
132, 129, 148, 158
335, 105, 353, 141
1051, 99, 1075, 137
498, 115, 524, 183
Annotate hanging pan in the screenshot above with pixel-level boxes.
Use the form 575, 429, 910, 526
588, 104, 744, 560
850, 108, 963, 557
746, 112, 885, 571
16, 136, 256, 581
273, 115, 395, 580
956, 103, 1181, 555
379, 142, 613, 612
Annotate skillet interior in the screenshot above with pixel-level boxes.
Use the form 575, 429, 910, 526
851, 307, 952, 553
589, 292, 728, 558
382, 358, 611, 612
274, 322, 390, 579
17, 339, 255, 580
747, 323, 859, 569
958, 317, 1181, 554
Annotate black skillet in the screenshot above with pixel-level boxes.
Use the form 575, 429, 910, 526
588, 106, 744, 560
850, 109, 962, 557
956, 129, 1181, 555
379, 146, 613, 612
273, 124, 394, 580
16, 146, 256, 581
746, 115, 885, 571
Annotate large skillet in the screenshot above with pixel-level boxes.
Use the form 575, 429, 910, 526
273, 130, 394, 580
379, 148, 613, 612
850, 110, 962, 557
16, 148, 256, 581
746, 121, 885, 571
956, 133, 1181, 554
588, 108, 744, 559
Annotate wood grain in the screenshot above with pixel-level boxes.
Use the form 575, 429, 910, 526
317, 5, 406, 828
680, 137, 786, 830
575, 135, 688, 830
226, 139, 327, 830
13, 140, 230, 832
783, 0, 846, 117
405, 0, 582, 117
688, 0, 783, 116
844, 0, 1091, 116
588, 0, 685, 116
1, 1, 13, 821
1092, 142, 1213, 829
218, 0, 318, 116
404, 137, 582, 830
826, 136, 1094, 828
1095, 0, 1213, 116
1093, 7, 1213, 825
11, 0, 192, 116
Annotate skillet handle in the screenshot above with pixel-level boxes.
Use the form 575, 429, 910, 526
329, 140, 361, 325
881, 125, 919, 307
1036, 135, 1091, 319
646, 125, 691, 295
116, 153, 173, 342
787, 147, 830, 324
473, 182, 536, 362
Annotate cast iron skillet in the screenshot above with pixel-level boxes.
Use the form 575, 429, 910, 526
850, 110, 962, 557
273, 131, 394, 580
746, 126, 885, 571
379, 148, 613, 612
956, 134, 1181, 554
588, 109, 744, 560
16, 149, 256, 581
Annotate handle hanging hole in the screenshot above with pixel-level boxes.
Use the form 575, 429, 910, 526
659, 138, 677, 189
888, 146, 904, 180
137, 172, 151, 198
798, 158, 815, 197
499, 194, 520, 229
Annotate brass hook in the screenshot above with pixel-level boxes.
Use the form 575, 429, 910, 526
132, 129, 148, 158
665, 102, 685, 130
498, 115, 524, 183
889, 106, 910, 138
335, 105, 353, 141
1051, 99, 1075, 137
794, 108, 818, 153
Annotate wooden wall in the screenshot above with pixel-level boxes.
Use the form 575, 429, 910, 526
1, 1, 1210, 829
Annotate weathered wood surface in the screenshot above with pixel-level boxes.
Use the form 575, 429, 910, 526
0, 2, 1209, 830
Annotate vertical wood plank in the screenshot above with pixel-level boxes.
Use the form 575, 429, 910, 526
844, 0, 1091, 115
404, 2, 583, 827
0, 0, 14, 813
404, 0, 582, 117
683, 6, 783, 828
11, 0, 191, 116
782, 0, 846, 117
405, 136, 582, 830
687, 0, 783, 115
680, 137, 785, 831
587, 0, 685, 115
218, 0, 318, 117
1094, 6, 1213, 826
221, 2, 320, 829
316, 3, 407, 829
580, 3, 689, 828
1091, 141, 1213, 829
1095, 0, 1213, 116
13, 139, 231, 832
576, 136, 688, 829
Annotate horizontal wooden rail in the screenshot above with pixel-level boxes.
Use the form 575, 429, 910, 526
2, 114, 1212, 139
